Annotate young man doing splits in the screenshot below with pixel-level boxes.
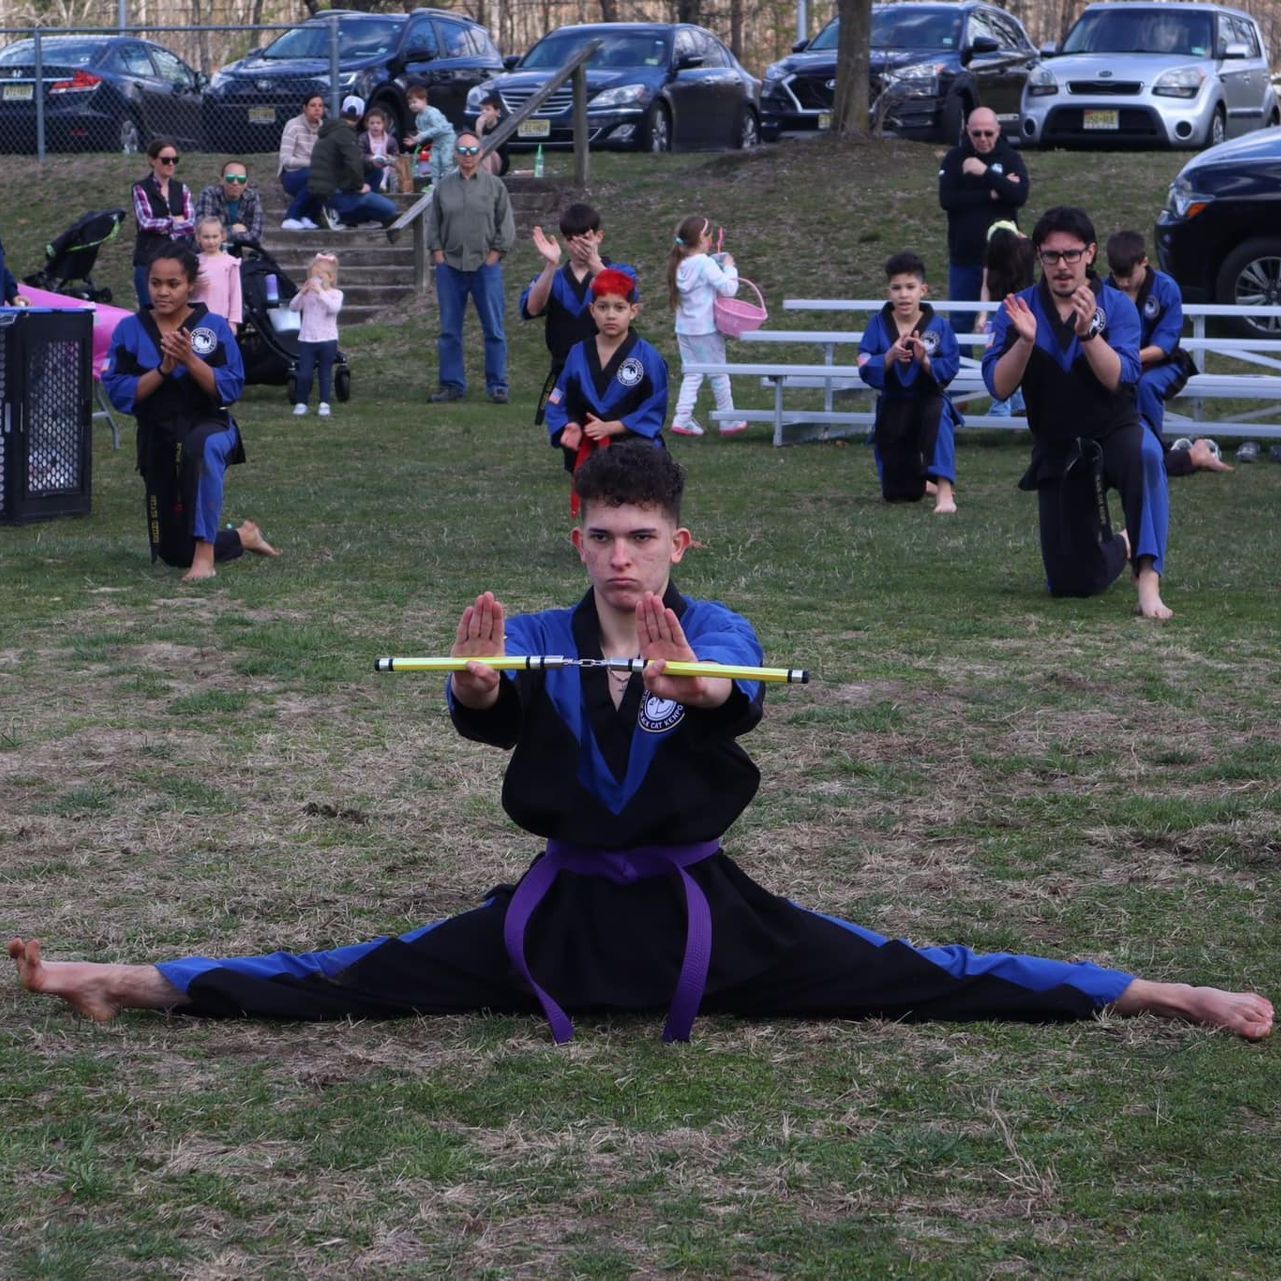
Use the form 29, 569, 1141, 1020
8, 446, 1272, 1042
984, 207, 1173, 619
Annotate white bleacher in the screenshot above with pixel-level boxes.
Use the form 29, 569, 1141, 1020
686, 299, 1281, 446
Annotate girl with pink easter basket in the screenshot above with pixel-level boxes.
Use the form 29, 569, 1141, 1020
667, 215, 765, 438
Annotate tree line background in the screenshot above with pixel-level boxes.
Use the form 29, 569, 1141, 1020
2, 0, 1279, 77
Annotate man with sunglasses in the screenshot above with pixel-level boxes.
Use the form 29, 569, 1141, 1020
426, 131, 516, 405
195, 161, 264, 250
937, 107, 1029, 339
982, 206, 1173, 620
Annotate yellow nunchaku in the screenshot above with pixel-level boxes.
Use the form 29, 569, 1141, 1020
373, 655, 809, 684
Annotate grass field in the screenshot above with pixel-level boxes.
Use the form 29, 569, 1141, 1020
2, 138, 1280, 1279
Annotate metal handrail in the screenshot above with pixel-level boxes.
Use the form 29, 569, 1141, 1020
389, 38, 601, 291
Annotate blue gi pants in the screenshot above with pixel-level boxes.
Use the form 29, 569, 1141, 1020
193, 423, 242, 546
435, 262, 508, 396
1138, 362, 1186, 439
948, 262, 984, 344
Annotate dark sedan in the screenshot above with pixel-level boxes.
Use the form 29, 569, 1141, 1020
761, 2, 1038, 143
0, 35, 204, 154
203, 8, 502, 151
466, 24, 761, 152
1156, 126, 1281, 338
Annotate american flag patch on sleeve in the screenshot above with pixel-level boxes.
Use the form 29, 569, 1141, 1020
548, 388, 562, 404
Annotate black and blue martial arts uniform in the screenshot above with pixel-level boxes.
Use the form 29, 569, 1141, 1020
103, 304, 246, 568
155, 586, 1133, 1042
858, 303, 962, 501
983, 277, 1169, 597
520, 257, 634, 424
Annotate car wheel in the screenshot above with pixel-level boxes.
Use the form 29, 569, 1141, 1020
735, 106, 760, 150
644, 101, 672, 153
1215, 238, 1281, 338
286, 373, 298, 405
939, 94, 967, 146
118, 115, 142, 155
1206, 105, 1226, 149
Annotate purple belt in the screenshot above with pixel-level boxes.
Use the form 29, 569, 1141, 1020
502, 838, 721, 1044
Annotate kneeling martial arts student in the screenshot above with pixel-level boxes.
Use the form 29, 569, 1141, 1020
858, 251, 962, 514
103, 244, 278, 582
544, 267, 666, 512
8, 445, 1273, 1042
982, 207, 1173, 619
1105, 231, 1230, 478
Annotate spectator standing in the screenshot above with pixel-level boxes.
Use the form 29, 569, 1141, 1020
131, 138, 194, 307
426, 132, 516, 404
191, 217, 243, 335
308, 96, 398, 230
403, 81, 456, 189
289, 252, 344, 419
279, 93, 325, 231
937, 107, 1028, 338
195, 160, 263, 249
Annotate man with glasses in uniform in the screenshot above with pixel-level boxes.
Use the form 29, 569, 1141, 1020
982, 206, 1173, 620
195, 160, 265, 250
937, 106, 1029, 339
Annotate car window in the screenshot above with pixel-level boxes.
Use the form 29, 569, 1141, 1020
986, 10, 1030, 53
436, 22, 472, 58
262, 18, 400, 61
966, 9, 997, 47
675, 29, 699, 62
521, 31, 671, 70
1231, 15, 1260, 58
0, 39, 101, 67
1062, 8, 1213, 57
696, 31, 728, 66
149, 46, 194, 90
110, 44, 157, 77
871, 9, 963, 51
402, 15, 438, 59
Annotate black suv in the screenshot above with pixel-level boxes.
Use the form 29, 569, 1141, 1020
1156, 127, 1281, 338
761, 2, 1038, 143
203, 8, 503, 150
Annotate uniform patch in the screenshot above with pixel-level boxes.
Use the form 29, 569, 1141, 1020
919, 330, 940, 355
1088, 307, 1107, 339
548, 387, 563, 405
1143, 295, 1160, 319
617, 357, 644, 388
990, 162, 1005, 174
190, 327, 218, 357
639, 694, 685, 733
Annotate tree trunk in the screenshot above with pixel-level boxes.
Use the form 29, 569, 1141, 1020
831, 0, 872, 137
729, 0, 743, 60
599, 0, 617, 21
677, 0, 701, 26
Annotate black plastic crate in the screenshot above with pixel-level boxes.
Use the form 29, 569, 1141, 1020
0, 307, 93, 525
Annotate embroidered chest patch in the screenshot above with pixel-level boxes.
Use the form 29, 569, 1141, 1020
639, 694, 684, 733
1143, 295, 1160, 319
190, 327, 218, 357
617, 357, 644, 388
919, 330, 940, 355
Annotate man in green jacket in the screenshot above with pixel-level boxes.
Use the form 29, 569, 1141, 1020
307, 96, 397, 230
426, 131, 516, 404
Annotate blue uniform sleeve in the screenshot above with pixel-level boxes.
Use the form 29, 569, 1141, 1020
1106, 289, 1142, 387
519, 272, 542, 321
859, 317, 889, 390
545, 361, 573, 444
207, 315, 244, 406
446, 611, 551, 747
927, 319, 960, 388
1149, 274, 1184, 357
680, 598, 766, 732
981, 303, 1017, 397
102, 314, 149, 414
618, 346, 667, 440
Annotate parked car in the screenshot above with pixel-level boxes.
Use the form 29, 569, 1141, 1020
1021, 2, 1278, 149
465, 23, 761, 152
203, 8, 502, 151
760, 2, 1038, 143
1155, 126, 1281, 338
0, 35, 205, 154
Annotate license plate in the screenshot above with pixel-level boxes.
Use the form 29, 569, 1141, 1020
518, 118, 551, 138
3, 84, 33, 101
248, 106, 276, 124
1082, 109, 1118, 130
817, 112, 832, 130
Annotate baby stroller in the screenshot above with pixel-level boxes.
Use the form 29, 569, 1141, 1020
24, 208, 126, 303
236, 244, 351, 405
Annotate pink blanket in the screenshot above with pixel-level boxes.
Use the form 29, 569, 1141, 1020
17, 285, 134, 381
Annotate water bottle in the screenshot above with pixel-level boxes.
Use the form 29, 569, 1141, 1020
265, 273, 279, 305
416, 146, 432, 180
534, 144, 544, 178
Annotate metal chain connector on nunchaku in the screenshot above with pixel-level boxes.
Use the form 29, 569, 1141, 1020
373, 656, 810, 684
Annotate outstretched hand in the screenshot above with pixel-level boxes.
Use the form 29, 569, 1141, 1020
1003, 293, 1038, 344
532, 225, 562, 268
636, 591, 731, 709
450, 591, 506, 709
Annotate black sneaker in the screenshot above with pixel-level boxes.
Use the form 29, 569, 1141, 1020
1237, 441, 1260, 463
429, 387, 464, 403
488, 388, 510, 404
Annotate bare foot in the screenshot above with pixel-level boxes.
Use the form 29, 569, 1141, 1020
237, 519, 280, 558
1136, 564, 1173, 620
931, 480, 957, 514
1189, 439, 1233, 473
182, 541, 217, 582
924, 481, 938, 497
9, 937, 123, 1021
1114, 978, 1274, 1041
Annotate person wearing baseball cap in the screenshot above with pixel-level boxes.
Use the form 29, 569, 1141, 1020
306, 94, 397, 229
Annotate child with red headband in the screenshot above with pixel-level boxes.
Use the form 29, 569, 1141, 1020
544, 267, 668, 513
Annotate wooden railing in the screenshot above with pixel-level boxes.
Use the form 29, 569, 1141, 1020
389, 38, 602, 293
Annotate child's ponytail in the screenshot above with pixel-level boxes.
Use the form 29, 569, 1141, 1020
667, 214, 709, 310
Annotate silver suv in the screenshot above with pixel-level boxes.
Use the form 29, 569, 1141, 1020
1020, 1, 1278, 149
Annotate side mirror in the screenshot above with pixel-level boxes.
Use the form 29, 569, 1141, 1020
194, 72, 209, 91
1222, 42, 1249, 60
964, 35, 1001, 62
403, 47, 435, 62
676, 54, 705, 71
503, 54, 520, 70
791, 39, 808, 53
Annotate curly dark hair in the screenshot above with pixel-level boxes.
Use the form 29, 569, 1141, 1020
574, 444, 685, 522
146, 241, 200, 285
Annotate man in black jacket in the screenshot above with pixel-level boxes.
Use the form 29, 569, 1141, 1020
937, 107, 1029, 339
307, 95, 397, 230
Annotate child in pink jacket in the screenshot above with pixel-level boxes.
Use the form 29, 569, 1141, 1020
191, 218, 242, 333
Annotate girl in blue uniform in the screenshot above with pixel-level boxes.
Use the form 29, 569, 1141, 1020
858, 252, 962, 513
103, 245, 278, 581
